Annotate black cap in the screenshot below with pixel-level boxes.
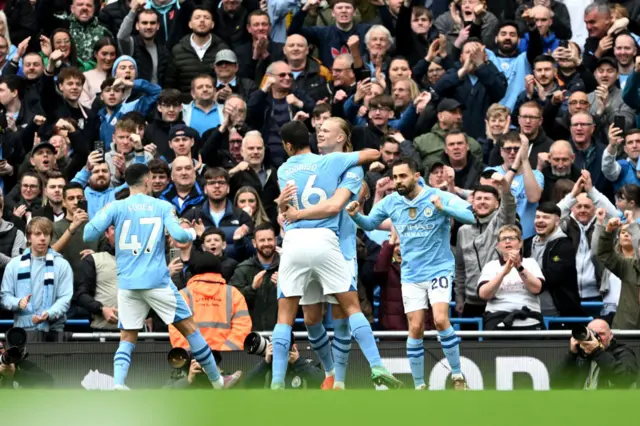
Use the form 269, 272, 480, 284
596, 56, 618, 70
189, 251, 223, 276
31, 142, 56, 157
437, 98, 463, 113
168, 124, 198, 141
428, 161, 445, 176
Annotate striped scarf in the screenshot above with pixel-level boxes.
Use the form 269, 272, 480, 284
18, 248, 55, 332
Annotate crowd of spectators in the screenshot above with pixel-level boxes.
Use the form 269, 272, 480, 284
0, 0, 639, 341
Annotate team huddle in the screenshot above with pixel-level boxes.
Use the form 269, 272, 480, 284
83, 119, 473, 391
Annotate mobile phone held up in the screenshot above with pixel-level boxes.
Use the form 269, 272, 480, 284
77, 199, 88, 213
613, 115, 625, 132
94, 141, 105, 163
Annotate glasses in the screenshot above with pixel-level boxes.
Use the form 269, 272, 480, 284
502, 146, 519, 153
519, 115, 540, 121
499, 236, 519, 242
569, 100, 589, 106
160, 102, 181, 109
22, 184, 39, 190
206, 180, 228, 187
370, 106, 392, 113
276, 72, 293, 79
570, 122, 594, 128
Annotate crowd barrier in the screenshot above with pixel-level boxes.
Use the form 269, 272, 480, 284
12, 332, 640, 389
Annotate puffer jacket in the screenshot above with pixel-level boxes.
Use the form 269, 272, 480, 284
413, 123, 484, 173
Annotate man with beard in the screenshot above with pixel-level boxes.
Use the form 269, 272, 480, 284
31, 172, 66, 223
455, 173, 517, 324
556, 171, 619, 303
164, 7, 229, 101
229, 223, 280, 332
486, 21, 543, 111
613, 33, 637, 91
514, 101, 553, 169
234, 10, 285, 82
182, 75, 220, 137
513, 55, 562, 124
603, 128, 640, 191
523, 202, 585, 318
117, 5, 169, 84
537, 140, 582, 203
347, 156, 474, 390
183, 167, 253, 261
159, 156, 205, 216
588, 57, 636, 137
582, 2, 614, 72
71, 151, 127, 218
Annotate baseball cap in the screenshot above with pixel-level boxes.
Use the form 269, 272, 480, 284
168, 124, 198, 141
215, 49, 238, 65
596, 56, 618, 69
428, 161, 445, 176
437, 98, 464, 113
31, 141, 56, 157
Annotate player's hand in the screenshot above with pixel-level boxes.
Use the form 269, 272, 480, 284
233, 224, 250, 241
79, 249, 94, 259
606, 217, 621, 233
187, 359, 203, 384
276, 184, 297, 211
101, 306, 118, 324
18, 294, 31, 310
168, 257, 184, 275
32, 311, 49, 325
430, 195, 444, 211
346, 201, 360, 216
595, 208, 606, 225
191, 218, 206, 237
265, 342, 273, 364
288, 344, 300, 364
282, 205, 300, 223
270, 271, 279, 285
252, 270, 267, 289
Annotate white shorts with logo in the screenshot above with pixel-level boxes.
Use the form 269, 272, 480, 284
402, 274, 453, 313
278, 228, 350, 304
302, 257, 357, 306
118, 283, 192, 330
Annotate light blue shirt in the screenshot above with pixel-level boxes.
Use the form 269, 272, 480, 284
83, 193, 196, 290
486, 49, 531, 112
190, 103, 220, 136
352, 186, 474, 284
337, 166, 364, 260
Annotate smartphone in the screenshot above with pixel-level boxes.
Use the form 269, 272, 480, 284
559, 40, 569, 49
94, 140, 105, 163
169, 247, 181, 260
613, 115, 626, 132
77, 200, 88, 213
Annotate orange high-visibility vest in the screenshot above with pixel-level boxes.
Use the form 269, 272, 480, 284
169, 273, 252, 351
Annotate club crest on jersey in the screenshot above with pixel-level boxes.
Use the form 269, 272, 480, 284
424, 207, 434, 218
408, 207, 417, 219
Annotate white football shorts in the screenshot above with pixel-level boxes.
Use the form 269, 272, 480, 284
118, 283, 192, 330
402, 274, 453, 313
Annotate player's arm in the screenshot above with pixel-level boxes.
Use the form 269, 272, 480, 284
163, 206, 197, 244
347, 198, 389, 231
356, 149, 381, 166
433, 192, 475, 224
83, 203, 115, 242
291, 188, 353, 220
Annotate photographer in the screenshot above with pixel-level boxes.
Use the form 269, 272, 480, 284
240, 341, 324, 390
164, 356, 242, 390
0, 339, 54, 389
552, 319, 638, 389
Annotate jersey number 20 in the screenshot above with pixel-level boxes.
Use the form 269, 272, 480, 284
119, 217, 162, 255
300, 175, 328, 209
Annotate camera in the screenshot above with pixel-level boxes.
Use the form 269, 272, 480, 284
0, 327, 28, 365
572, 325, 604, 357
244, 332, 295, 356
167, 347, 222, 372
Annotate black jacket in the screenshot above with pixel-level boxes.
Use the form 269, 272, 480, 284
98, 0, 130, 37
552, 339, 638, 389
200, 123, 251, 169
240, 358, 325, 389
143, 112, 185, 163
524, 236, 585, 317
4, 0, 37, 44
130, 35, 170, 85
289, 59, 331, 103
442, 152, 485, 190
164, 34, 229, 101
212, 4, 252, 48
75, 244, 116, 315
234, 40, 285, 83
540, 164, 582, 203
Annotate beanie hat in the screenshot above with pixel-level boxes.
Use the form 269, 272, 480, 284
112, 55, 139, 78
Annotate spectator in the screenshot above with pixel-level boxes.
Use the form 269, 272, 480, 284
613, 33, 637, 90
234, 186, 271, 228
80, 37, 118, 109
517, 5, 568, 53
395, 3, 438, 67
212, 0, 256, 48
0, 217, 73, 332
164, 7, 229, 101
482, 103, 511, 165
200, 97, 250, 169
434, 0, 499, 53
31, 171, 66, 222
524, 202, 585, 318
169, 251, 252, 351
71, 152, 127, 218
455, 174, 517, 322
229, 223, 279, 331
537, 140, 582, 203
568, 111, 610, 196
105, 121, 154, 188
200, 227, 239, 283
0, 191, 26, 283
213, 49, 258, 104
234, 10, 285, 82
4, 171, 42, 232
144, 89, 185, 164
148, 159, 171, 197
180, 74, 220, 137
596, 216, 640, 329
168, 219, 197, 290
588, 57, 635, 136
603, 127, 640, 192
116, 5, 169, 85
159, 156, 205, 216
512, 55, 561, 129
228, 131, 279, 224
478, 224, 545, 330
75, 225, 118, 331
183, 167, 253, 261
441, 130, 485, 191
582, 2, 614, 72
283, 34, 332, 103
486, 131, 543, 239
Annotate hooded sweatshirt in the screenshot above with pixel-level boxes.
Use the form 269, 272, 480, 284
0, 250, 73, 331
531, 227, 567, 315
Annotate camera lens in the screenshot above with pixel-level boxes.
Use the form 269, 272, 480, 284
571, 325, 590, 342
167, 348, 190, 369
244, 332, 270, 356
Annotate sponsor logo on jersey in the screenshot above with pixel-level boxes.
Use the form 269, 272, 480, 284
424, 207, 434, 218
408, 207, 417, 219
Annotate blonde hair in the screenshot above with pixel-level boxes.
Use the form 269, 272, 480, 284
393, 78, 420, 101
234, 186, 270, 226
486, 103, 510, 120
325, 117, 352, 152
27, 217, 54, 239
497, 224, 522, 241
0, 12, 11, 47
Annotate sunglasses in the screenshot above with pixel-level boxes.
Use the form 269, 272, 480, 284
276, 72, 294, 79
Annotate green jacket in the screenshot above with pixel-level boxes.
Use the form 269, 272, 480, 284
596, 229, 640, 329
413, 123, 484, 173
228, 254, 279, 332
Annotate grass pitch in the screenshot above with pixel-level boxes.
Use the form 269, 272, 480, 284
0, 390, 637, 426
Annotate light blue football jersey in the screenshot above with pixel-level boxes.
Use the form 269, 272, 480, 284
83, 193, 195, 290
337, 166, 364, 261
353, 186, 472, 284
278, 152, 360, 233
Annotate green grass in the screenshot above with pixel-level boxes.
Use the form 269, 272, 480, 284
1, 390, 638, 425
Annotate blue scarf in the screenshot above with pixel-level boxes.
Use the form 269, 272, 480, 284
147, 0, 180, 41
18, 248, 55, 332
